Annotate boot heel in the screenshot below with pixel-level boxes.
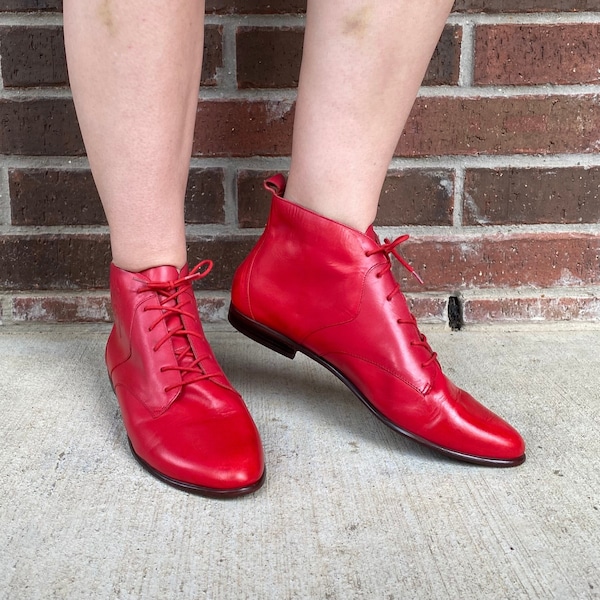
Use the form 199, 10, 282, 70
228, 304, 297, 360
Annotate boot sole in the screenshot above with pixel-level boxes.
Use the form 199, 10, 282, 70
108, 377, 266, 498
228, 304, 526, 468
127, 439, 266, 498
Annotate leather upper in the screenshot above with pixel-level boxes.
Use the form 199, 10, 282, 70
107, 263, 265, 492
231, 175, 525, 462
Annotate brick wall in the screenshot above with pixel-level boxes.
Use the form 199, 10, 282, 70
1, 1, 600, 325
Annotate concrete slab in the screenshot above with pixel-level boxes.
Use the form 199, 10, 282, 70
1, 323, 599, 599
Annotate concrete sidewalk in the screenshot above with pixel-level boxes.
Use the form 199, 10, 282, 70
1, 323, 599, 599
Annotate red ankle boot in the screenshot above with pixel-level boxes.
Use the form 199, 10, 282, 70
230, 174, 525, 467
106, 261, 265, 496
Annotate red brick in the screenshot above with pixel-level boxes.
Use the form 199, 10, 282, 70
0, 24, 220, 88
9, 169, 103, 226
7, 96, 596, 161
193, 100, 294, 157
236, 27, 304, 89
0, 26, 67, 88
424, 25, 462, 87
185, 237, 260, 290
209, 1, 594, 15
201, 25, 223, 87
206, 0, 305, 14
394, 233, 600, 293
464, 167, 600, 225
9, 167, 225, 226
0, 0, 61, 10
454, 0, 597, 12
238, 169, 454, 229
475, 25, 600, 86
0, 234, 259, 291
236, 25, 460, 89
237, 170, 280, 228
184, 168, 226, 225
377, 170, 454, 226
463, 296, 600, 323
0, 234, 111, 290
397, 95, 600, 157
0, 99, 85, 156
194, 95, 600, 159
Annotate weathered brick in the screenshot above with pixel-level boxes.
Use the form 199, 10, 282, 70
377, 170, 454, 226
397, 95, 600, 157
475, 24, 600, 86
13, 294, 112, 322
0, 99, 85, 156
184, 168, 226, 225
464, 167, 600, 226
201, 25, 223, 87
463, 296, 600, 323
454, 0, 597, 12
394, 233, 600, 293
11, 292, 231, 323
9, 169, 103, 226
193, 100, 295, 157
0, 26, 67, 88
405, 295, 448, 324
0, 0, 61, 10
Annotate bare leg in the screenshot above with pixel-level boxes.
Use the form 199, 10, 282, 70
63, 0, 204, 271
286, 0, 454, 232
63, 1, 265, 496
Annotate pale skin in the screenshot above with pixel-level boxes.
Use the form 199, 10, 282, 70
63, 0, 454, 272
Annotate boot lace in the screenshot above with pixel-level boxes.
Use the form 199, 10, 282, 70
139, 260, 220, 392
366, 235, 438, 368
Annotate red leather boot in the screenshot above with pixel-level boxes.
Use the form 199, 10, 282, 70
106, 261, 265, 496
230, 174, 525, 467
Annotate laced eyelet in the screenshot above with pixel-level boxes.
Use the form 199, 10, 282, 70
376, 273, 383, 279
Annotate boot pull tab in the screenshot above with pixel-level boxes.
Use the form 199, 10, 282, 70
264, 173, 287, 197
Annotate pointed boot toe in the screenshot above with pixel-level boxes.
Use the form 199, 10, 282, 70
107, 262, 265, 497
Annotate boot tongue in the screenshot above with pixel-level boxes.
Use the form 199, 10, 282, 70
365, 225, 380, 244
142, 265, 196, 371
140, 264, 186, 283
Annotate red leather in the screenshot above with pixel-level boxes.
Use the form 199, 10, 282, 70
106, 262, 265, 496
231, 174, 525, 466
